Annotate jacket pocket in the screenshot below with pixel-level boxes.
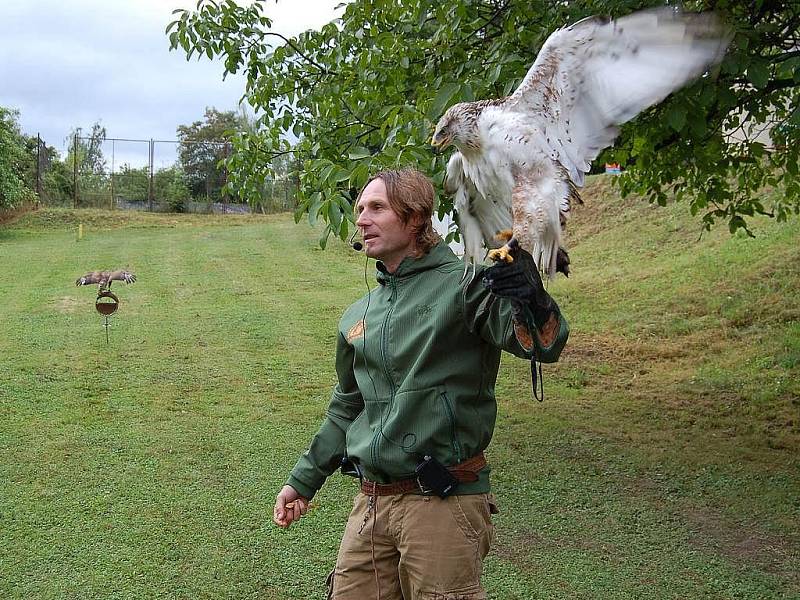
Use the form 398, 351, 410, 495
373, 386, 462, 476
344, 409, 373, 471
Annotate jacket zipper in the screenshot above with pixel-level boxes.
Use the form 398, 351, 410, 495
371, 276, 397, 468
440, 391, 462, 462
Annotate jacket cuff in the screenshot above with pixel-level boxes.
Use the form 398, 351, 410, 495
286, 473, 320, 501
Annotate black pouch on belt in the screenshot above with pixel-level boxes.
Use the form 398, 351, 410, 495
415, 454, 459, 498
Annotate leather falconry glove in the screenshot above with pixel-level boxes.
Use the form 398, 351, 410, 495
481, 245, 556, 328
482, 244, 557, 402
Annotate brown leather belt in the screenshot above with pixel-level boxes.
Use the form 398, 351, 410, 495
360, 452, 487, 496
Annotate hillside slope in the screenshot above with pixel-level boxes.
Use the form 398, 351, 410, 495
0, 191, 798, 599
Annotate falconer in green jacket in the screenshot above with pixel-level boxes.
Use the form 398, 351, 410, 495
274, 169, 568, 600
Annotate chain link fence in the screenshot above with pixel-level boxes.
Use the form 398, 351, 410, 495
34, 134, 298, 214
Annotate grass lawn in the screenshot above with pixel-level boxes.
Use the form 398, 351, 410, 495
1, 180, 798, 599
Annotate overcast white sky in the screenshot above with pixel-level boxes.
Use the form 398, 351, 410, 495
0, 0, 344, 168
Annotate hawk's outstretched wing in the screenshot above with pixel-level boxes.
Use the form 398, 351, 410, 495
434, 8, 729, 277
107, 270, 136, 285
505, 9, 728, 187
75, 270, 136, 288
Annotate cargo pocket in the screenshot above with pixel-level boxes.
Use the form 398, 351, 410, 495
447, 496, 481, 543
325, 568, 335, 600
448, 494, 495, 560
487, 493, 500, 515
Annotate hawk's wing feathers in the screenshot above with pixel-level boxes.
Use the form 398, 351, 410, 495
76, 271, 103, 287
108, 270, 136, 285
75, 270, 136, 288
505, 8, 728, 186
437, 8, 729, 278
446, 152, 511, 272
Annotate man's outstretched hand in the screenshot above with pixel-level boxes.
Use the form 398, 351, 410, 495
273, 485, 309, 529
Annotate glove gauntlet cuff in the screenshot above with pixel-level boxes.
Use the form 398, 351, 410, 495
512, 301, 560, 352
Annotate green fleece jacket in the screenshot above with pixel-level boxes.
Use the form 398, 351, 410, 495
287, 242, 569, 499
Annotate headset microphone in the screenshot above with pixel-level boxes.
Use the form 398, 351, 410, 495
349, 229, 363, 251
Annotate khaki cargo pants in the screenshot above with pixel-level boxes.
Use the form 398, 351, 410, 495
327, 492, 497, 599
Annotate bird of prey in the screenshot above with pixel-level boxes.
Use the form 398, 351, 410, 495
75, 270, 136, 292
432, 7, 729, 277
445, 151, 576, 279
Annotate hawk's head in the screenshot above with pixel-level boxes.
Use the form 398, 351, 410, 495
431, 102, 481, 152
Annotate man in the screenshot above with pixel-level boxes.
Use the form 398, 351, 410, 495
273, 169, 568, 599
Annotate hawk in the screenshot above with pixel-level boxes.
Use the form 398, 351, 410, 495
75, 270, 137, 292
432, 8, 729, 277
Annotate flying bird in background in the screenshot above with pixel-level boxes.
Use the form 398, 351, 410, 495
75, 270, 137, 292
432, 7, 730, 277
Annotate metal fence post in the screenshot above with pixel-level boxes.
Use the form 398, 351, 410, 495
222, 142, 229, 214
148, 139, 154, 212
36, 133, 42, 200
110, 139, 115, 210
73, 133, 78, 209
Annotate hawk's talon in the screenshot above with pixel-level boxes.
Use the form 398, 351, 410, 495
488, 244, 514, 263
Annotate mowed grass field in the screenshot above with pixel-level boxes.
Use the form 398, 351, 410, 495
1, 178, 798, 599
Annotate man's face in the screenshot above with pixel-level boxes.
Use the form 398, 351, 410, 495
356, 178, 418, 268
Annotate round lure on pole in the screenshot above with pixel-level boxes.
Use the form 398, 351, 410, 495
75, 270, 136, 344
95, 290, 119, 344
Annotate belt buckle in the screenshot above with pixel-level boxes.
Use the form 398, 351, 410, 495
416, 476, 434, 495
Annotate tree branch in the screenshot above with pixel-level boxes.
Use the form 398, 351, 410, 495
259, 31, 338, 76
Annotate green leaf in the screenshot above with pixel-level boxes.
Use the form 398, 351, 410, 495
319, 164, 336, 184
666, 106, 686, 132
327, 200, 342, 231
319, 225, 331, 249
729, 215, 746, 234
307, 192, 322, 225
427, 82, 460, 120
747, 60, 769, 89
487, 63, 502, 85
348, 147, 372, 160
349, 162, 370, 189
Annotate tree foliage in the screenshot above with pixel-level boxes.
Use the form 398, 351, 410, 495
65, 122, 109, 199
30, 137, 72, 205
168, 0, 800, 245
67, 122, 107, 176
176, 107, 239, 202
114, 164, 191, 212
0, 107, 35, 209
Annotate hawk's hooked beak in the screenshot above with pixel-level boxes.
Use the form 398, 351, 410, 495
430, 136, 446, 154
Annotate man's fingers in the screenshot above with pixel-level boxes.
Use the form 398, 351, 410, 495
485, 267, 525, 283
484, 277, 529, 295
484, 277, 527, 291
274, 495, 312, 528
273, 510, 287, 527
291, 501, 302, 517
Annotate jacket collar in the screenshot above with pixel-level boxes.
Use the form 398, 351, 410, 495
376, 241, 456, 285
